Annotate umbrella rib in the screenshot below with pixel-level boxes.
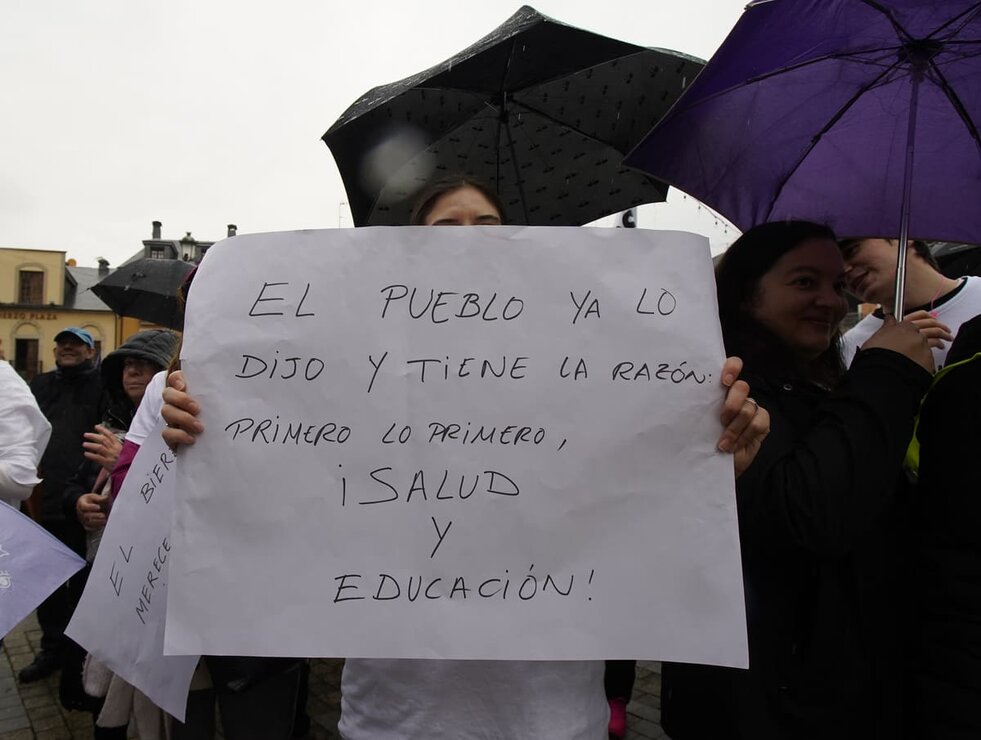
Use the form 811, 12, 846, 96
502, 115, 532, 224
508, 99, 631, 152
763, 63, 900, 221
743, 47, 899, 85
495, 39, 519, 192
927, 57, 981, 154
924, 2, 981, 41
857, 0, 912, 41
664, 48, 897, 114
859, 0, 981, 47
921, 4, 981, 155
502, 49, 700, 98
495, 105, 503, 190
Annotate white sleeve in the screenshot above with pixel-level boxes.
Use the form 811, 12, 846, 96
841, 314, 882, 367
0, 361, 52, 503
126, 370, 167, 447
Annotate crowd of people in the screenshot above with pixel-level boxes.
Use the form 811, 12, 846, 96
2, 175, 980, 739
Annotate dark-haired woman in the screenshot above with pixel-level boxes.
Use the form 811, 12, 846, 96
662, 221, 935, 739
408, 175, 505, 226
62, 329, 179, 737
161, 175, 772, 739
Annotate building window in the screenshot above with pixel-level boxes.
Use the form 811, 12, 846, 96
15, 338, 39, 381
18, 270, 44, 304
150, 246, 165, 259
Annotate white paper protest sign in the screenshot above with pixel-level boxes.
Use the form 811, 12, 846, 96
66, 424, 197, 720
165, 226, 747, 668
0, 501, 84, 639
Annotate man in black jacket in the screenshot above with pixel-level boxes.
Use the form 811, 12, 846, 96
22, 327, 104, 683
909, 313, 981, 738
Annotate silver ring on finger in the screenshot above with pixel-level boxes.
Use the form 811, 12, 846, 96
745, 397, 759, 410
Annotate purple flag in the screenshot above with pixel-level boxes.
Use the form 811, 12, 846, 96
0, 501, 85, 638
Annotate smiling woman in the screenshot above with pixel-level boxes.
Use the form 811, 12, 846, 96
749, 235, 848, 362
716, 222, 848, 388
662, 221, 937, 739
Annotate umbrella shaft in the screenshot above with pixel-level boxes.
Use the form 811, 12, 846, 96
892, 65, 923, 317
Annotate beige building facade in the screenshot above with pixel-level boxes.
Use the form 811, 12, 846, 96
0, 247, 118, 380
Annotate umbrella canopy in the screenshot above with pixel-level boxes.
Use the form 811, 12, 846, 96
90, 258, 195, 330
625, 0, 981, 245
323, 5, 703, 226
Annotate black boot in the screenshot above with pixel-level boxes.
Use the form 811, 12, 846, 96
18, 650, 61, 683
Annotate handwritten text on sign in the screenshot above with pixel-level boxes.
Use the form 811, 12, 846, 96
66, 425, 197, 720
165, 226, 748, 668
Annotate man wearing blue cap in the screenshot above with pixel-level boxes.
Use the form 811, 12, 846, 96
22, 327, 105, 684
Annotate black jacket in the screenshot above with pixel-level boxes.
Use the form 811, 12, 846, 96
663, 348, 930, 740
910, 314, 981, 739
30, 362, 105, 521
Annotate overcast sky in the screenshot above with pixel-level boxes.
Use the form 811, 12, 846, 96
1, 1, 745, 268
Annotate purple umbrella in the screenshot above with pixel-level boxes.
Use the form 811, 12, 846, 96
625, 0, 981, 313
0, 502, 84, 639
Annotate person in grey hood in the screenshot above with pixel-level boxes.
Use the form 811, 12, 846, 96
69, 328, 179, 527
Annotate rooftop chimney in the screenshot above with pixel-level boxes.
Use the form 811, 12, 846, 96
152, 220, 162, 239
227, 224, 238, 237
97, 258, 110, 275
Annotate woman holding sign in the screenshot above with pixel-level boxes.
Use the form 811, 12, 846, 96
161, 176, 771, 739
63, 330, 178, 736
661, 221, 935, 739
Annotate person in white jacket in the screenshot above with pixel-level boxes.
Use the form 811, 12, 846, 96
0, 360, 51, 507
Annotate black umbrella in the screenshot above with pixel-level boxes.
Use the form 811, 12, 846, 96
322, 5, 704, 226
90, 258, 195, 330
933, 242, 981, 279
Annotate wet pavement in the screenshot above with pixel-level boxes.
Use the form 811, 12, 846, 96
1, 613, 667, 739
